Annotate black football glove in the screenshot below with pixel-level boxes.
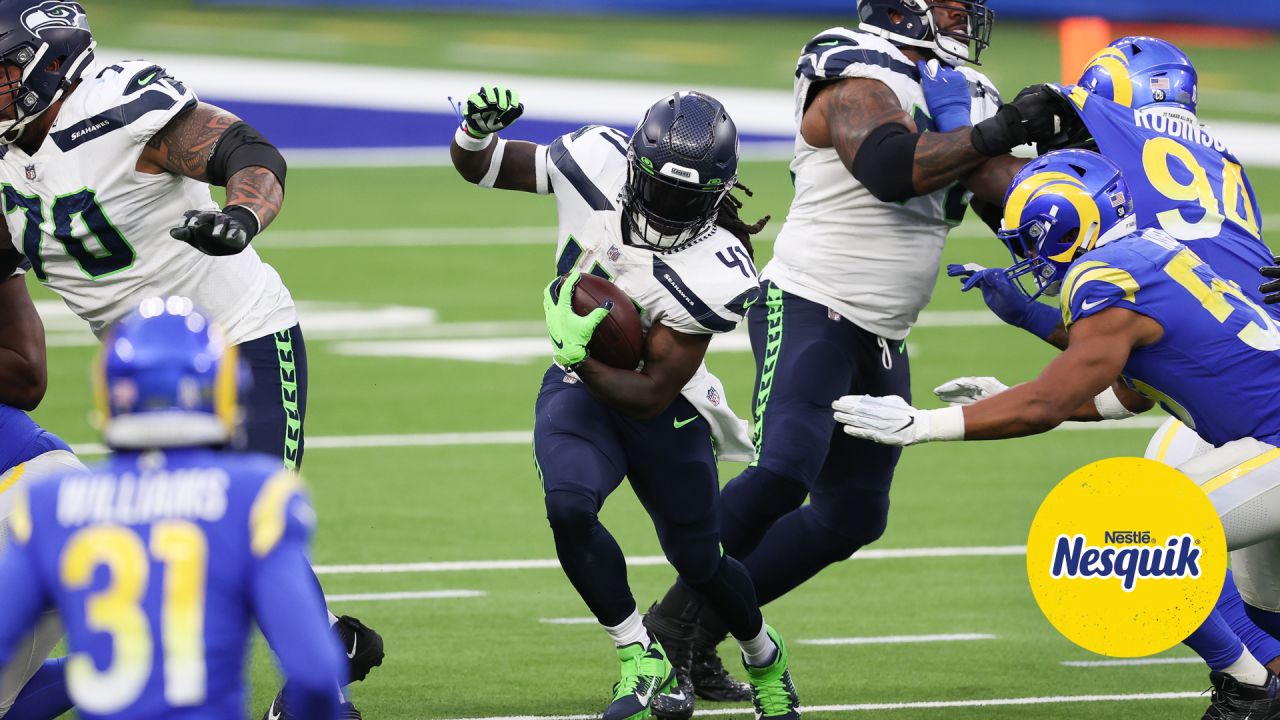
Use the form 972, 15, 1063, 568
169, 206, 258, 256
1260, 257, 1280, 304
971, 84, 1072, 157
462, 85, 524, 138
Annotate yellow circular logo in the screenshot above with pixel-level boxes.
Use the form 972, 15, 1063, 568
1026, 457, 1227, 657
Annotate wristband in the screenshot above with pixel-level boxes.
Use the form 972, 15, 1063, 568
222, 205, 260, 243
925, 406, 966, 441
478, 137, 507, 189
454, 125, 495, 152
1094, 386, 1139, 420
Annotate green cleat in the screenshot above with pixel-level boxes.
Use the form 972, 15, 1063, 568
743, 626, 801, 720
604, 638, 677, 720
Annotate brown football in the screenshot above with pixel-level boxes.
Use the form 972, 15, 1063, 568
564, 273, 644, 370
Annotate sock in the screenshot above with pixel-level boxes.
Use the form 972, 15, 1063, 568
1219, 570, 1280, 667
738, 623, 777, 667
4, 658, 71, 720
1224, 648, 1270, 686
605, 609, 650, 648
328, 610, 340, 626
1185, 609, 1248, 672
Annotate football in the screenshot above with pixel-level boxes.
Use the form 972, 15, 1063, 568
566, 273, 644, 370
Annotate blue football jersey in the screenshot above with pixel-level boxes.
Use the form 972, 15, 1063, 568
1061, 229, 1280, 446
0, 404, 63, 474
1060, 86, 1270, 306
0, 447, 340, 720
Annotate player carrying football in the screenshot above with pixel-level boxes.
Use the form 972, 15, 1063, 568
450, 89, 800, 720
0, 3, 382, 715
836, 149, 1280, 720
0, 298, 352, 720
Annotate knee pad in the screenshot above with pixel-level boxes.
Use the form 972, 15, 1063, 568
810, 490, 890, 555
1233, 541, 1280, 612
544, 489, 600, 536
663, 539, 722, 585
721, 466, 808, 522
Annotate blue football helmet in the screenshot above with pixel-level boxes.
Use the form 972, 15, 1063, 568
95, 297, 245, 450
858, 0, 994, 65
999, 149, 1137, 299
0, 0, 95, 143
624, 91, 738, 251
1078, 36, 1197, 114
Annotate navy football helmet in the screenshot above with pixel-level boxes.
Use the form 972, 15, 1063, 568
858, 0, 994, 65
999, 150, 1137, 299
1078, 36, 1197, 114
0, 0, 95, 143
624, 91, 738, 251
96, 297, 246, 450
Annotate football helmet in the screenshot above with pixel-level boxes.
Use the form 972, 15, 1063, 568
999, 149, 1137, 299
0, 0, 95, 143
95, 296, 245, 450
623, 91, 738, 251
858, 0, 994, 66
1078, 36, 1197, 114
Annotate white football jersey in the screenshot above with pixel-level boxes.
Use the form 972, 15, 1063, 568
0, 60, 296, 345
764, 27, 1002, 340
535, 125, 758, 461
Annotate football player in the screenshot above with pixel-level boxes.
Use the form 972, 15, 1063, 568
942, 37, 1280, 705
835, 149, 1280, 720
0, 2, 383, 713
640, 0, 1073, 707
0, 298, 352, 720
451, 89, 800, 720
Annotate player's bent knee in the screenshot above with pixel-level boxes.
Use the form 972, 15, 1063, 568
544, 489, 601, 536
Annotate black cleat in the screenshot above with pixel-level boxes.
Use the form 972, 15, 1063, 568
1204, 671, 1280, 720
262, 689, 363, 720
644, 603, 696, 720
333, 614, 385, 683
691, 625, 753, 703
339, 701, 362, 719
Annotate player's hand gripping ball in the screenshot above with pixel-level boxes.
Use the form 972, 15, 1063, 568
543, 271, 643, 370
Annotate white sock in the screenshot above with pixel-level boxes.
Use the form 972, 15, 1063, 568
328, 610, 340, 627
1225, 647, 1269, 687
604, 610, 650, 648
739, 623, 778, 667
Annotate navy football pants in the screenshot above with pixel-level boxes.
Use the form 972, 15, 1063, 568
533, 366, 763, 640
237, 325, 308, 470
719, 281, 911, 605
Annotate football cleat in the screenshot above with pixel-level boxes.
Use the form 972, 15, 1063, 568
644, 604, 696, 720
333, 614, 385, 683
692, 625, 754, 702
604, 637, 676, 720
1203, 671, 1280, 720
339, 702, 363, 720
743, 626, 801, 720
260, 690, 362, 720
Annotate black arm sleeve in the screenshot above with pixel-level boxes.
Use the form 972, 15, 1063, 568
0, 248, 21, 278
207, 121, 287, 189
850, 122, 920, 203
970, 197, 1005, 236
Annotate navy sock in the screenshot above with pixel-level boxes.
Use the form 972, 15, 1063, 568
1185, 609, 1246, 671
5, 658, 71, 720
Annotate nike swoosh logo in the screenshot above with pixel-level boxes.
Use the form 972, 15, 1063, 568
1081, 298, 1107, 311
673, 416, 698, 429
550, 336, 564, 349
665, 690, 687, 701
817, 40, 840, 46
894, 417, 915, 433
348, 634, 358, 659
137, 70, 158, 86
268, 700, 282, 720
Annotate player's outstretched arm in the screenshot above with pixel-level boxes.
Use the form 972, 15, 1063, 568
576, 322, 711, 420
141, 102, 287, 256
0, 261, 47, 411
250, 489, 345, 720
450, 85, 547, 193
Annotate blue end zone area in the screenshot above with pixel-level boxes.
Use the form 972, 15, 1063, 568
205, 98, 787, 150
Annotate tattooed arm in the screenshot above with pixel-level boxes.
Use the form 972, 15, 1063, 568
137, 102, 285, 232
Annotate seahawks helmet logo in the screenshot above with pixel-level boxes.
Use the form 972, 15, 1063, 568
20, 1, 88, 37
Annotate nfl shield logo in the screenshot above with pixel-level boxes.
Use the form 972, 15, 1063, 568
24, 165, 35, 181
706, 386, 721, 407
607, 245, 621, 262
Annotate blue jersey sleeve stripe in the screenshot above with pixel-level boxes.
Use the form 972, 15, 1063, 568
652, 257, 738, 332
548, 137, 615, 212
598, 131, 627, 157
50, 91, 193, 152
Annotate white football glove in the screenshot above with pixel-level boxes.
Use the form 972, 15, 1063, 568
933, 376, 1009, 406
832, 394, 965, 446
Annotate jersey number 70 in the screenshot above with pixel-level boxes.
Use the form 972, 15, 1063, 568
2, 185, 136, 280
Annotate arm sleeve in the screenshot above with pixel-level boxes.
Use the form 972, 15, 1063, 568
0, 492, 50, 668
249, 483, 345, 719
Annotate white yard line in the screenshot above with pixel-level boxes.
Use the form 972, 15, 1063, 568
799, 634, 996, 646
324, 590, 485, 602
1061, 657, 1202, 668
433, 691, 1205, 720
313, 546, 1025, 576
538, 617, 598, 625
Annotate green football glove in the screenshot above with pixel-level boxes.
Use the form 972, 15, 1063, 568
463, 85, 524, 138
543, 271, 608, 369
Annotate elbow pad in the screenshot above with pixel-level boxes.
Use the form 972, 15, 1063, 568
850, 122, 919, 203
208, 121, 287, 189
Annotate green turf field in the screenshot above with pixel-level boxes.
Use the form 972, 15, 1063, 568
21, 4, 1280, 719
